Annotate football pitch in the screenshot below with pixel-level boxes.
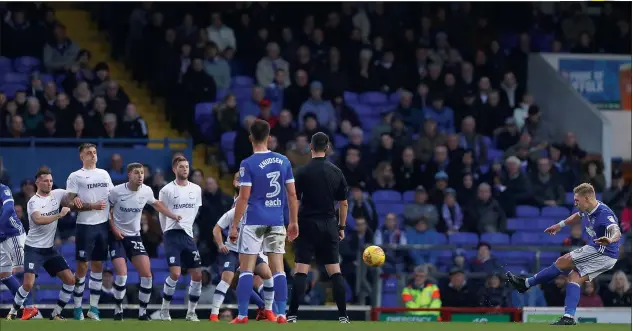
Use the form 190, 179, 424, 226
0, 320, 631, 331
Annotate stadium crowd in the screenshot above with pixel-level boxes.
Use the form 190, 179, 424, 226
1, 2, 632, 310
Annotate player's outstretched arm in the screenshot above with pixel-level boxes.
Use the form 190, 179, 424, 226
31, 208, 69, 225
595, 224, 622, 246
545, 212, 582, 234
152, 200, 182, 221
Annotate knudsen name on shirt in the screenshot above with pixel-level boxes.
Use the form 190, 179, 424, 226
259, 157, 284, 169
173, 203, 197, 209
41, 210, 60, 217
120, 206, 143, 213
88, 182, 110, 189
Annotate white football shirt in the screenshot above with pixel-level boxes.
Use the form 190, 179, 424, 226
217, 207, 240, 252
26, 189, 68, 248
109, 183, 156, 237
66, 168, 114, 225
158, 181, 202, 238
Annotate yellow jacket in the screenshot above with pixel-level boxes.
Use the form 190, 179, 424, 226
401, 282, 442, 316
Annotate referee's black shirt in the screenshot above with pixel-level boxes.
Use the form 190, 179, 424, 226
294, 157, 348, 220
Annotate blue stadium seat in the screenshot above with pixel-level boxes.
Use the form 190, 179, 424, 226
565, 192, 574, 205
127, 272, 140, 284
481, 233, 510, 245
151, 258, 169, 271
343, 91, 358, 103
194, 103, 214, 122
381, 278, 399, 307
153, 272, 170, 286
60, 243, 75, 257
402, 190, 415, 203
511, 232, 542, 245
216, 88, 229, 101
36, 290, 60, 304
388, 92, 400, 104
375, 203, 404, 217
516, 205, 540, 218
540, 251, 561, 265
372, 190, 402, 203
0, 57, 11, 74
37, 273, 57, 285
360, 91, 388, 105
334, 134, 348, 149
13, 56, 40, 74
2, 72, 28, 84
1, 289, 13, 303
221, 131, 236, 152
541, 206, 570, 218
448, 233, 479, 245
505, 265, 528, 275
596, 193, 603, 201
348, 103, 373, 117
0, 83, 26, 98
487, 148, 503, 162
507, 218, 534, 231
360, 116, 381, 131
232, 87, 251, 100
231, 76, 254, 88
157, 244, 166, 258
496, 251, 535, 265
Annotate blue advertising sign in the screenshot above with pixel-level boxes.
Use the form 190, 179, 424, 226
559, 58, 631, 110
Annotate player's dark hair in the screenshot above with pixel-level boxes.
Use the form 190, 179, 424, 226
249, 119, 270, 143
35, 169, 52, 179
78, 143, 96, 153
127, 162, 144, 173
172, 156, 188, 168
311, 132, 329, 152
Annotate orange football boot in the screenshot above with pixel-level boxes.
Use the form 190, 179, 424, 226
277, 315, 288, 324
209, 314, 219, 322
230, 316, 248, 324
21, 307, 39, 320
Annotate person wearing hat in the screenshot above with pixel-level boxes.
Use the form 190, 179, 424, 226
401, 265, 441, 319
298, 81, 336, 132
495, 117, 521, 151
440, 267, 476, 307
403, 186, 439, 228
36, 112, 62, 138
439, 188, 463, 234
257, 99, 279, 129
523, 105, 556, 145
422, 93, 455, 134
428, 171, 449, 206
470, 242, 503, 274
405, 217, 442, 267
478, 273, 510, 307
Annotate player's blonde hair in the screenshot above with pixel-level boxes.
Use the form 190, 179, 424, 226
573, 183, 596, 196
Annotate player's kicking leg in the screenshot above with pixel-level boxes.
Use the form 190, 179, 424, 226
1, 234, 40, 320
266, 226, 288, 324
507, 252, 573, 293
254, 255, 276, 322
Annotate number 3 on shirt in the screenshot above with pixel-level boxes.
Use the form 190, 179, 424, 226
266, 171, 281, 198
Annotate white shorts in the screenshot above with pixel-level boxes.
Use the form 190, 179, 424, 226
0, 234, 26, 273
238, 225, 286, 255
570, 245, 617, 281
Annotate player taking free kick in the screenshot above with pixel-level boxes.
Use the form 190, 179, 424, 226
229, 119, 299, 324
507, 183, 622, 325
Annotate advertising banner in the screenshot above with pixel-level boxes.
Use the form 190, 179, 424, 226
558, 58, 631, 110
523, 307, 631, 324
378, 314, 438, 322
451, 313, 510, 322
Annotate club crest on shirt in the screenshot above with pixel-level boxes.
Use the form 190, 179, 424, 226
189, 192, 195, 199
137, 195, 145, 204
3, 188, 10, 196
239, 167, 245, 177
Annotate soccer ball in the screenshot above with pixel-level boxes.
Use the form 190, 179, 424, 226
363, 245, 386, 267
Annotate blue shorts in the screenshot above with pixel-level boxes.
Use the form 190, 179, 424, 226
24, 245, 70, 276
76, 222, 109, 262
220, 251, 266, 273
163, 230, 201, 269
109, 235, 148, 260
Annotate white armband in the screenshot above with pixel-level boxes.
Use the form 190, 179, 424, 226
558, 220, 566, 228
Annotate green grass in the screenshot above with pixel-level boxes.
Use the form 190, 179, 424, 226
0, 320, 630, 331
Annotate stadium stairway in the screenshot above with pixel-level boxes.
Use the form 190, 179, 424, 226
54, 9, 218, 181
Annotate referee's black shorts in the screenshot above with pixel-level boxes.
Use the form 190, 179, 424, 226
294, 218, 339, 265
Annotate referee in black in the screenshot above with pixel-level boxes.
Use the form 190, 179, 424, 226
287, 132, 350, 323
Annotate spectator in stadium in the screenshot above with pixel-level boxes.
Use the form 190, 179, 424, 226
390, 114, 413, 148
13, 179, 35, 208
257, 99, 279, 129
479, 90, 511, 138
523, 105, 556, 145
180, 58, 217, 131
438, 188, 463, 234
478, 273, 509, 307
579, 280, 604, 307
401, 266, 441, 318
369, 215, 404, 273
511, 277, 547, 308
394, 146, 423, 192
286, 132, 311, 169
368, 161, 397, 192
2, 8, 38, 58
414, 119, 445, 163
423, 95, 455, 134
99, 270, 118, 305
500, 156, 533, 206
213, 93, 239, 138
581, 160, 606, 193
265, 69, 289, 114
563, 224, 587, 253
203, 42, 231, 90
268, 135, 280, 153
298, 81, 336, 132
406, 218, 441, 266
448, 149, 481, 189
104, 80, 131, 115
494, 118, 521, 151
499, 71, 522, 110
92, 62, 111, 96
270, 110, 295, 153
72, 81, 93, 114
43, 24, 80, 74
604, 172, 632, 218
449, 249, 469, 272
207, 12, 236, 52
71, 114, 89, 139
404, 186, 439, 228
4, 115, 26, 139
348, 186, 379, 232
22, 97, 43, 134
601, 270, 632, 307
121, 104, 149, 140
140, 210, 163, 258
531, 157, 566, 207
393, 90, 420, 130
470, 242, 503, 274
197, 176, 232, 264
340, 146, 369, 189
543, 274, 567, 307
374, 132, 399, 166
428, 171, 449, 207
1, 101, 18, 134
339, 216, 374, 287
369, 111, 394, 149
234, 115, 257, 167
332, 92, 360, 130
441, 268, 476, 307
423, 146, 450, 189
465, 183, 507, 234
458, 116, 488, 164
240, 86, 266, 123
513, 94, 534, 130
108, 153, 127, 185
283, 69, 310, 117
257, 42, 291, 88
149, 169, 167, 197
